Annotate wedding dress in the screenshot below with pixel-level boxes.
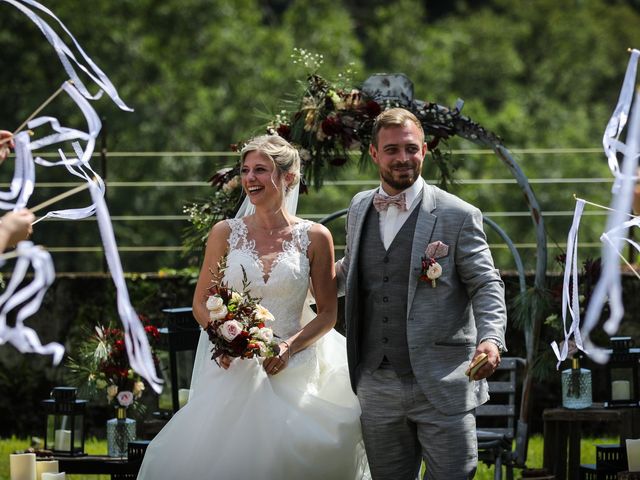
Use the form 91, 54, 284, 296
138, 218, 369, 480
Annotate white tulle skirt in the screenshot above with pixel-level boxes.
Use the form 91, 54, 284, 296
137, 329, 369, 480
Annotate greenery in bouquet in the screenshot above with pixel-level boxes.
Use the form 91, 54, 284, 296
205, 268, 280, 364
65, 315, 160, 414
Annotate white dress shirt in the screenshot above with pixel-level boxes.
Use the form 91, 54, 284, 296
377, 177, 424, 250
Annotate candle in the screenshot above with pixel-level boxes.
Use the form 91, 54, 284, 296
54, 429, 71, 451
36, 460, 59, 479
628, 438, 640, 472
178, 389, 190, 408
612, 380, 631, 401
41, 473, 65, 480
9, 453, 36, 480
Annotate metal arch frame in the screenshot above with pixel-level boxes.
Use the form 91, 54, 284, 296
318, 208, 348, 227
482, 216, 526, 296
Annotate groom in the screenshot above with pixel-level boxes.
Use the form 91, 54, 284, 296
336, 107, 507, 479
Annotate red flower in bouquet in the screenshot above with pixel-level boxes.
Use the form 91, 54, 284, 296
204, 277, 280, 365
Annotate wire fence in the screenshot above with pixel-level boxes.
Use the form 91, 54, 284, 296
10, 147, 627, 273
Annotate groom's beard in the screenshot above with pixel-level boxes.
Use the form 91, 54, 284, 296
379, 162, 421, 191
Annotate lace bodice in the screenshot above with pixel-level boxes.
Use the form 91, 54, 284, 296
224, 218, 313, 341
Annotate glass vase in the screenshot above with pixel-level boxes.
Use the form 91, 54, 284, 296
106, 407, 136, 457
561, 357, 592, 409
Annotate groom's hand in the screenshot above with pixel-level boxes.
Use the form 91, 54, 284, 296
469, 341, 501, 380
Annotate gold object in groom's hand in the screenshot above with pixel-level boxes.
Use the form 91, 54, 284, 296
465, 353, 488, 382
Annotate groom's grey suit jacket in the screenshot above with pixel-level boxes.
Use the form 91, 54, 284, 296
337, 181, 507, 415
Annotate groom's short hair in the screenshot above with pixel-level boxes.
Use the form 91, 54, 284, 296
371, 108, 424, 148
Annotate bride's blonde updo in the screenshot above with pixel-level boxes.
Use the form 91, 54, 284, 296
240, 135, 301, 192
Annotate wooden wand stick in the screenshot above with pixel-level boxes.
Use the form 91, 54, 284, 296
31, 181, 91, 225
12, 81, 73, 137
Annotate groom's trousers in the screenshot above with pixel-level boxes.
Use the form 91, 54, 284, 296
357, 366, 477, 480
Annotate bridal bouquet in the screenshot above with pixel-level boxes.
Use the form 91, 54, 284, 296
205, 279, 280, 364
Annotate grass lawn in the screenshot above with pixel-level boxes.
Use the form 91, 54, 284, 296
1, 434, 617, 479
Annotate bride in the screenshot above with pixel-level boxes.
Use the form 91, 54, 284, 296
137, 135, 369, 479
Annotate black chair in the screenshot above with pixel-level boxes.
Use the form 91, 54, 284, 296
112, 440, 150, 480
476, 357, 527, 480
158, 307, 201, 413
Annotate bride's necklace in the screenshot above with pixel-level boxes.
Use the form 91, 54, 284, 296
254, 220, 292, 236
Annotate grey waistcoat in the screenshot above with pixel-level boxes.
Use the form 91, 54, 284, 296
358, 203, 420, 377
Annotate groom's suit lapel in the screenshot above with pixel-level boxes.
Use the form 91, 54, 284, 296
347, 190, 375, 326
407, 183, 437, 313
350, 190, 375, 276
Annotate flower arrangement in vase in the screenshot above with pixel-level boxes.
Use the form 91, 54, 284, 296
66, 315, 160, 457
66, 315, 160, 413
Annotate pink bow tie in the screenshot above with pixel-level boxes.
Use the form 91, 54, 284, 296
373, 192, 407, 212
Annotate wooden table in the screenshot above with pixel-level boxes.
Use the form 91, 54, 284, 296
543, 405, 640, 480
55, 454, 142, 478
55, 441, 149, 478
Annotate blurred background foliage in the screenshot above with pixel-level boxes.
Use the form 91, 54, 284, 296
1, 0, 639, 274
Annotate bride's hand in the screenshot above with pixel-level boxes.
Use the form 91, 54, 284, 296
263, 342, 291, 375
219, 354, 233, 369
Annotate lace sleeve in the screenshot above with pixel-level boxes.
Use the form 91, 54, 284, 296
226, 218, 244, 251
292, 220, 313, 255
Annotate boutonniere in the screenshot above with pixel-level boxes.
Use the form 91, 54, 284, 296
419, 241, 449, 288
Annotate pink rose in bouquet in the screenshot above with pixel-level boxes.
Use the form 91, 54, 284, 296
218, 320, 244, 341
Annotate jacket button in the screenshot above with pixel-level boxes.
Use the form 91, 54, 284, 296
383, 257, 389, 263
382, 296, 389, 303
382, 337, 389, 344
382, 316, 389, 323
383, 276, 389, 282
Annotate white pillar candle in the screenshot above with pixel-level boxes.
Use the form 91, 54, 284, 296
9, 453, 36, 480
627, 438, 640, 472
36, 460, 59, 479
53, 430, 71, 451
41, 473, 65, 480
178, 389, 190, 408
612, 380, 631, 401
